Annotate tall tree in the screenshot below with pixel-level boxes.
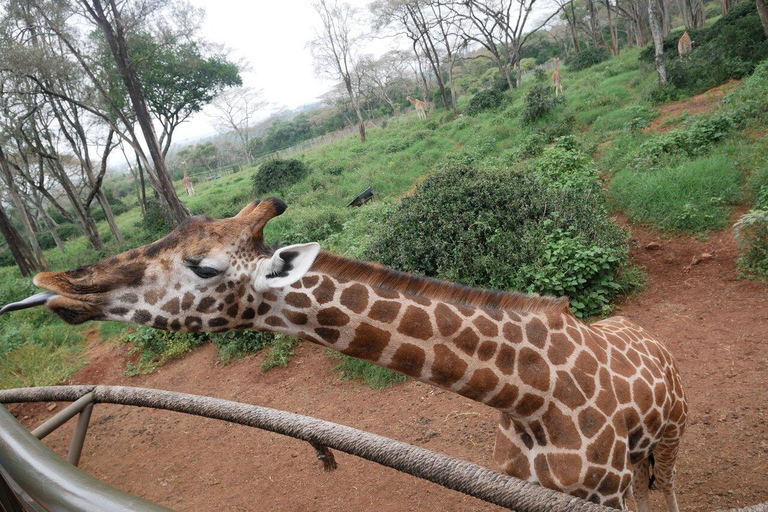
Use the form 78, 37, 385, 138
648, 0, 667, 84
209, 87, 269, 165
0, 200, 42, 276
757, 0, 768, 39
311, 0, 367, 142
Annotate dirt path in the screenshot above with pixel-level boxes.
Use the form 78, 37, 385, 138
645, 80, 741, 132
5, 223, 768, 512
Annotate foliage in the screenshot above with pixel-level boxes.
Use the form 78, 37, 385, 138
466, 88, 506, 115
568, 47, 611, 71
519, 223, 624, 317
260, 336, 299, 371
0, 342, 83, 389
533, 146, 597, 191
364, 162, 629, 317
253, 159, 310, 195
522, 83, 561, 123
123, 327, 206, 375
326, 351, 407, 389
141, 200, 171, 239
735, 207, 768, 279
211, 330, 278, 365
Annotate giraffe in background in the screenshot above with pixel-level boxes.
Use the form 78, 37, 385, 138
677, 31, 692, 57
552, 57, 563, 98
407, 96, 429, 120
182, 166, 195, 196
2, 198, 688, 510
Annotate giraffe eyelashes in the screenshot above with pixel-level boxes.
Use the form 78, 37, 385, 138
189, 266, 224, 279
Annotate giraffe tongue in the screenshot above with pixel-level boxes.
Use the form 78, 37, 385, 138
0, 292, 56, 316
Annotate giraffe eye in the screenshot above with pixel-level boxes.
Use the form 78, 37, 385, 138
190, 266, 223, 279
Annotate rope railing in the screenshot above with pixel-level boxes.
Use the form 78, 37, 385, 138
1, 385, 766, 512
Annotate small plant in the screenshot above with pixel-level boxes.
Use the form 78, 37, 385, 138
534, 146, 597, 191
567, 47, 610, 71
261, 335, 299, 371
326, 351, 407, 389
253, 159, 309, 195
123, 327, 206, 375
466, 88, 506, 115
735, 206, 768, 279
522, 83, 560, 123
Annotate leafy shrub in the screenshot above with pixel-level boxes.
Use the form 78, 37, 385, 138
534, 146, 597, 191
210, 330, 278, 364
534, 68, 548, 81
510, 132, 548, 159
327, 351, 407, 389
364, 161, 629, 317
519, 222, 624, 317
522, 83, 561, 123
466, 88, 506, 116
56, 223, 82, 241
735, 207, 768, 279
123, 327, 206, 375
645, 84, 681, 105
538, 112, 576, 141
141, 200, 171, 239
0, 248, 14, 268
253, 159, 309, 195
383, 137, 413, 154
568, 47, 611, 71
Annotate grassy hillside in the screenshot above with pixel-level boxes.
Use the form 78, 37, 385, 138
2, 45, 767, 389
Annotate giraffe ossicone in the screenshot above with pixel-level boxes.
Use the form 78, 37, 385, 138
1, 198, 687, 511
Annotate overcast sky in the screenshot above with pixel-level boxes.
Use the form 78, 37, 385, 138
173, 0, 383, 145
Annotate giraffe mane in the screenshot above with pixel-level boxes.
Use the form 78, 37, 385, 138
311, 252, 569, 314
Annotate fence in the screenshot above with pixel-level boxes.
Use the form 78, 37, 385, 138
1, 385, 766, 512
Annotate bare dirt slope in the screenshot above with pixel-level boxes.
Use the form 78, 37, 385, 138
645, 80, 741, 132
6, 223, 768, 512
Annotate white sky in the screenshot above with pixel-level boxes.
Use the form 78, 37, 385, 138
172, 0, 384, 145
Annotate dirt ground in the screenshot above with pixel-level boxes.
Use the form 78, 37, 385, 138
645, 80, 741, 132
4, 222, 767, 512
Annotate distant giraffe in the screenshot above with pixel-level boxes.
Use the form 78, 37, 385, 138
3, 198, 689, 510
677, 31, 692, 57
407, 96, 429, 120
552, 57, 563, 98
182, 168, 195, 196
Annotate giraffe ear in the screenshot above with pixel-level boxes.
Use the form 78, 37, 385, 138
254, 243, 320, 291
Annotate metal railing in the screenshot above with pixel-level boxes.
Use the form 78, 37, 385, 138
1, 385, 766, 512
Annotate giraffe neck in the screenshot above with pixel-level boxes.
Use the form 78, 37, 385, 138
255, 254, 572, 414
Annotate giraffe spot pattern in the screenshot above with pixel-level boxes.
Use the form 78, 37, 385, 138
434, 303, 462, 337
286, 292, 312, 309
397, 306, 433, 340
340, 284, 369, 314
389, 343, 426, 377
495, 344, 516, 375
369, 300, 401, 323
453, 327, 480, 356
344, 323, 390, 360
430, 344, 468, 388
317, 307, 350, 327
473, 315, 498, 337
459, 368, 499, 401
487, 383, 518, 410
525, 318, 548, 348
541, 402, 581, 449
518, 348, 550, 391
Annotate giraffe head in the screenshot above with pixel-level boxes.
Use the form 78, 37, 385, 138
1, 198, 320, 331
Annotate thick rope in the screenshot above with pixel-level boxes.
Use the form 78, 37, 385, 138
1, 386, 765, 512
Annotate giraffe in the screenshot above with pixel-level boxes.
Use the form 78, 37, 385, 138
182, 168, 195, 196
677, 31, 692, 57
407, 96, 429, 120
1, 198, 688, 511
552, 57, 563, 98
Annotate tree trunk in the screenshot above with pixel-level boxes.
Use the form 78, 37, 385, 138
0, 202, 42, 276
587, 0, 600, 47
34, 196, 66, 254
569, 1, 581, 53
649, 0, 667, 84
85, 0, 189, 225
757, 0, 768, 39
606, 0, 620, 54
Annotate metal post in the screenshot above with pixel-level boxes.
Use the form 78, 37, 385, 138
31, 392, 93, 440
67, 402, 94, 467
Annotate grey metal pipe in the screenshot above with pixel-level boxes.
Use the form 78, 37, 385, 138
31, 393, 93, 440
67, 402, 93, 467
0, 405, 175, 512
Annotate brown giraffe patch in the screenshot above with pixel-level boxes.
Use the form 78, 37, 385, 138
545, 312, 564, 330
265, 316, 286, 328
553, 371, 587, 409
369, 301, 401, 324
495, 344, 516, 375
184, 316, 202, 331
241, 307, 256, 320
578, 406, 606, 439
518, 348, 550, 391
633, 379, 654, 413
530, 420, 547, 446
340, 284, 369, 314
373, 287, 398, 299
226, 304, 239, 318
284, 310, 308, 325
495, 431, 531, 480
547, 453, 582, 487
547, 333, 574, 365
584, 466, 607, 489
215, 283, 227, 293
209, 317, 228, 328
312, 276, 335, 304
181, 292, 195, 310
459, 368, 499, 401
285, 292, 311, 309
132, 310, 152, 324
612, 376, 631, 404
473, 316, 498, 337
315, 327, 340, 344
502, 322, 522, 344
153, 316, 168, 329
317, 307, 350, 327
397, 306, 433, 340
119, 292, 139, 304
453, 327, 480, 356
515, 393, 544, 416
477, 341, 497, 361
525, 318, 548, 349
434, 303, 462, 337
430, 344, 468, 388
108, 307, 129, 316
170, 319, 181, 330
586, 425, 615, 465
597, 472, 621, 496
533, 454, 558, 489
257, 302, 271, 315
541, 402, 581, 449
143, 289, 164, 305
301, 275, 320, 288
611, 440, 627, 470
344, 323, 391, 360
196, 297, 216, 313
389, 343, 426, 377
487, 383, 518, 409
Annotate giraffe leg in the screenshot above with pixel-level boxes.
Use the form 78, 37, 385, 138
651, 441, 682, 512
632, 457, 651, 512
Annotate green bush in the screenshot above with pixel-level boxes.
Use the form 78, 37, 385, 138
364, 161, 629, 317
533, 146, 597, 191
0, 248, 14, 268
568, 47, 611, 71
735, 207, 768, 279
253, 159, 309, 195
210, 330, 278, 364
123, 327, 206, 375
522, 83, 561, 123
466, 88, 506, 115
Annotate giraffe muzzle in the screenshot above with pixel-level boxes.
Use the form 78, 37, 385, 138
0, 292, 57, 316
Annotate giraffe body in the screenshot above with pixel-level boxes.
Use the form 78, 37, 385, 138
677, 31, 692, 57
552, 58, 563, 98
407, 96, 429, 120
14, 199, 687, 510
182, 170, 195, 196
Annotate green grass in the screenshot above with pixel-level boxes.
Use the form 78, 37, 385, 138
610, 154, 742, 232
325, 351, 407, 389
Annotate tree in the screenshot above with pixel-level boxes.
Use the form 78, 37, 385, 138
209, 87, 269, 164
311, 0, 367, 142
648, 0, 667, 84
0, 200, 42, 276
758, 0, 768, 38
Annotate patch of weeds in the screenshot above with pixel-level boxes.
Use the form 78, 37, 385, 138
261, 335, 298, 371
325, 351, 407, 389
